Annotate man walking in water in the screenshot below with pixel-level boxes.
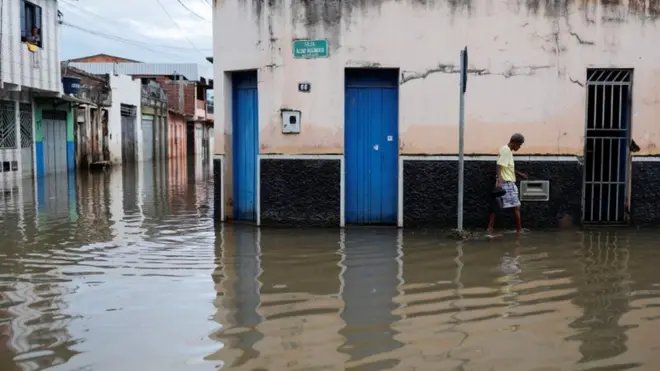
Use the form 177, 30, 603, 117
487, 133, 527, 234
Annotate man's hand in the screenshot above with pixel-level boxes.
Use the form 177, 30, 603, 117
517, 172, 528, 179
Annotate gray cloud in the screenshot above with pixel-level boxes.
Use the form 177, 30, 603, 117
59, 0, 213, 77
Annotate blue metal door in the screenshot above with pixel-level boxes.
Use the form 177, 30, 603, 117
345, 69, 399, 224
232, 71, 259, 221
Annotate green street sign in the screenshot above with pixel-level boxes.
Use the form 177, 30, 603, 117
293, 40, 328, 59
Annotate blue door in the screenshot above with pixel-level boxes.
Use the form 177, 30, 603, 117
345, 69, 399, 224
232, 71, 259, 221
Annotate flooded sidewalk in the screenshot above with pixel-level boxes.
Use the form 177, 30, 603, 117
1, 164, 660, 370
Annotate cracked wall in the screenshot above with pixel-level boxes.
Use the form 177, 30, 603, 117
213, 0, 660, 155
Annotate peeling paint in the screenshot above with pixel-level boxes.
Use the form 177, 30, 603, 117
346, 60, 382, 68
400, 63, 552, 84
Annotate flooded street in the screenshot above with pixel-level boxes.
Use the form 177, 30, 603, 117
1, 164, 660, 371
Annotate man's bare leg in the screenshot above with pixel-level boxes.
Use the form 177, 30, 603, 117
513, 207, 522, 233
487, 213, 496, 233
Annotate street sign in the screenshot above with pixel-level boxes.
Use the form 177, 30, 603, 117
293, 40, 329, 59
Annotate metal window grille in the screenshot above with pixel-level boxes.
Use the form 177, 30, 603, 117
0, 101, 17, 149
583, 69, 633, 224
19, 103, 33, 148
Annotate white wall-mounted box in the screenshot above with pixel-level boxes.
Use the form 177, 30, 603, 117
282, 110, 301, 134
520, 180, 550, 201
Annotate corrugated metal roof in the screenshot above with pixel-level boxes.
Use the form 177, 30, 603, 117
66, 63, 202, 81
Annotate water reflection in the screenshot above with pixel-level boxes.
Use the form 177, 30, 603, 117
217, 225, 264, 368
340, 229, 403, 370
568, 232, 636, 368
1, 161, 660, 370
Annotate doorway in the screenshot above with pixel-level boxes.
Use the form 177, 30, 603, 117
142, 114, 154, 162
121, 104, 138, 164
40, 110, 70, 214
42, 110, 68, 175
583, 68, 632, 224
232, 70, 259, 221
344, 68, 399, 225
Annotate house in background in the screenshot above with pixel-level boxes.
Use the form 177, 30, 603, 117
1, 0, 63, 187
187, 76, 214, 177
107, 74, 142, 165
140, 81, 168, 162
64, 57, 214, 166
168, 107, 186, 160
60, 65, 112, 169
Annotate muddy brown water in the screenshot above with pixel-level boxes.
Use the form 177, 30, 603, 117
1, 166, 660, 370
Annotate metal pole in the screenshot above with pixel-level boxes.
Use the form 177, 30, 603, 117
457, 49, 466, 231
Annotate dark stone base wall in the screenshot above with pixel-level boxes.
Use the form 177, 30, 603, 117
219, 156, 660, 228
260, 159, 341, 227
213, 158, 223, 221
631, 161, 660, 226
403, 159, 583, 229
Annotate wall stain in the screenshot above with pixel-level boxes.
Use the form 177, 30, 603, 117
235, 0, 660, 26
232, 0, 660, 58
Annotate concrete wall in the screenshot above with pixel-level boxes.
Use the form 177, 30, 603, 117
0, 0, 61, 93
108, 74, 142, 164
213, 0, 660, 156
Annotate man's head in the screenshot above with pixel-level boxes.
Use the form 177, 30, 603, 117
31, 27, 38, 36
508, 133, 525, 151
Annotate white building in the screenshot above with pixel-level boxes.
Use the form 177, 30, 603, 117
212, 0, 660, 229
107, 74, 142, 165
0, 0, 62, 185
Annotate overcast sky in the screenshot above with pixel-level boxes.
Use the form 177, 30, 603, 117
58, 0, 213, 77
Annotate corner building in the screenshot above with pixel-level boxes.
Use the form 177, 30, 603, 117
212, 0, 660, 228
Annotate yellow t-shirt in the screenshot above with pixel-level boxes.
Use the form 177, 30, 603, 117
497, 145, 516, 182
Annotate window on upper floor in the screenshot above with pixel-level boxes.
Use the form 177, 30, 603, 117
20, 1, 43, 48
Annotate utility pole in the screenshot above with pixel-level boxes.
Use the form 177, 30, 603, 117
457, 46, 468, 232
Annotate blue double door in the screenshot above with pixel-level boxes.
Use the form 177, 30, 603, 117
345, 69, 399, 225
233, 71, 259, 221
232, 68, 399, 224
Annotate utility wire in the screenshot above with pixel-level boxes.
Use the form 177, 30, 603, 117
175, 0, 207, 20
60, 0, 124, 25
61, 21, 211, 52
60, 22, 206, 63
154, 0, 208, 58
59, 1, 211, 52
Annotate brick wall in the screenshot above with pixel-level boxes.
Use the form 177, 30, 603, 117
151, 76, 196, 116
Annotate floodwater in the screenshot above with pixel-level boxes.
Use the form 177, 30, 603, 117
1, 163, 660, 371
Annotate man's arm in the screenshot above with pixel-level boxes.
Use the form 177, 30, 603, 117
495, 165, 503, 187
515, 169, 528, 179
